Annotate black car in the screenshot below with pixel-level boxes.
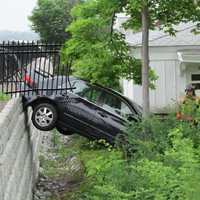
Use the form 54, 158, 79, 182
23, 76, 142, 143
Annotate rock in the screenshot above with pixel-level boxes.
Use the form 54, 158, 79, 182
33, 132, 82, 200
64, 155, 84, 180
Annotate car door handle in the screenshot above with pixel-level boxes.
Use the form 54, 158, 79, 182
97, 111, 107, 118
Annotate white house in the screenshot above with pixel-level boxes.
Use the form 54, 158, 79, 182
116, 14, 200, 112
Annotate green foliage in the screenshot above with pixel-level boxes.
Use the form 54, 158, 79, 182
63, 0, 200, 90
39, 113, 200, 200
125, 0, 200, 35
63, 0, 157, 90
29, 0, 81, 43
119, 115, 177, 160
0, 92, 10, 101
71, 113, 200, 200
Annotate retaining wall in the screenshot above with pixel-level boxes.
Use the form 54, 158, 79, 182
0, 98, 42, 200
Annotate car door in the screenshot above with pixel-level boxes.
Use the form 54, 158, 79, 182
93, 88, 137, 142
62, 80, 110, 139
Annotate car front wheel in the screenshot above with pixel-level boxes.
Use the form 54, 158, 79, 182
32, 103, 57, 131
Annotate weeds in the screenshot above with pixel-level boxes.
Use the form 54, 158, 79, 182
0, 92, 9, 101
70, 114, 200, 200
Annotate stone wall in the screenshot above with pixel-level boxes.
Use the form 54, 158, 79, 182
0, 98, 42, 200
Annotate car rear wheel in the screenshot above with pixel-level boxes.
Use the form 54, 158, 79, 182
32, 103, 57, 131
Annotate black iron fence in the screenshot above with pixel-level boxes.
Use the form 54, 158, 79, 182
0, 41, 72, 97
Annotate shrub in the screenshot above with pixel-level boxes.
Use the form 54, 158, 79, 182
71, 113, 200, 200
117, 114, 178, 160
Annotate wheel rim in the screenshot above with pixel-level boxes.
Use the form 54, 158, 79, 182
35, 107, 54, 128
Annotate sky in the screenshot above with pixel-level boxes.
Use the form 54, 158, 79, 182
0, 0, 37, 31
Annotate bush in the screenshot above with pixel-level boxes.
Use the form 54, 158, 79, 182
71, 113, 200, 200
115, 115, 178, 160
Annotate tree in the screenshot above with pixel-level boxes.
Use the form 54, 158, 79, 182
125, 0, 200, 116
29, 0, 81, 43
141, 5, 150, 117
63, 0, 157, 90
63, 0, 200, 115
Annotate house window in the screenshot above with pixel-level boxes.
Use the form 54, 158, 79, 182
191, 74, 200, 81
191, 74, 200, 90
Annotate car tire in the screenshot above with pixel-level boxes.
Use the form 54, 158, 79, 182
56, 126, 74, 135
32, 103, 57, 131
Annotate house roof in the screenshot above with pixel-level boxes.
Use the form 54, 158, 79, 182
123, 23, 200, 47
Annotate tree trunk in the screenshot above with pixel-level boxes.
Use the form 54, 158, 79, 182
141, 5, 150, 117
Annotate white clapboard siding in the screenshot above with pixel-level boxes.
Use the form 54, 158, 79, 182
151, 60, 177, 110
124, 60, 178, 112
123, 45, 200, 111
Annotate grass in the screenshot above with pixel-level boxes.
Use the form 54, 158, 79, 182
0, 92, 10, 101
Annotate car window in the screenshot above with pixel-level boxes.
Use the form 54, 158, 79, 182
72, 80, 133, 118
99, 90, 133, 118
72, 81, 102, 104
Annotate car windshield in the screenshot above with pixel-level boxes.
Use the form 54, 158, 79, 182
132, 102, 143, 115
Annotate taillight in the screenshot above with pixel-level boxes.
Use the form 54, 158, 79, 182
23, 74, 35, 88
